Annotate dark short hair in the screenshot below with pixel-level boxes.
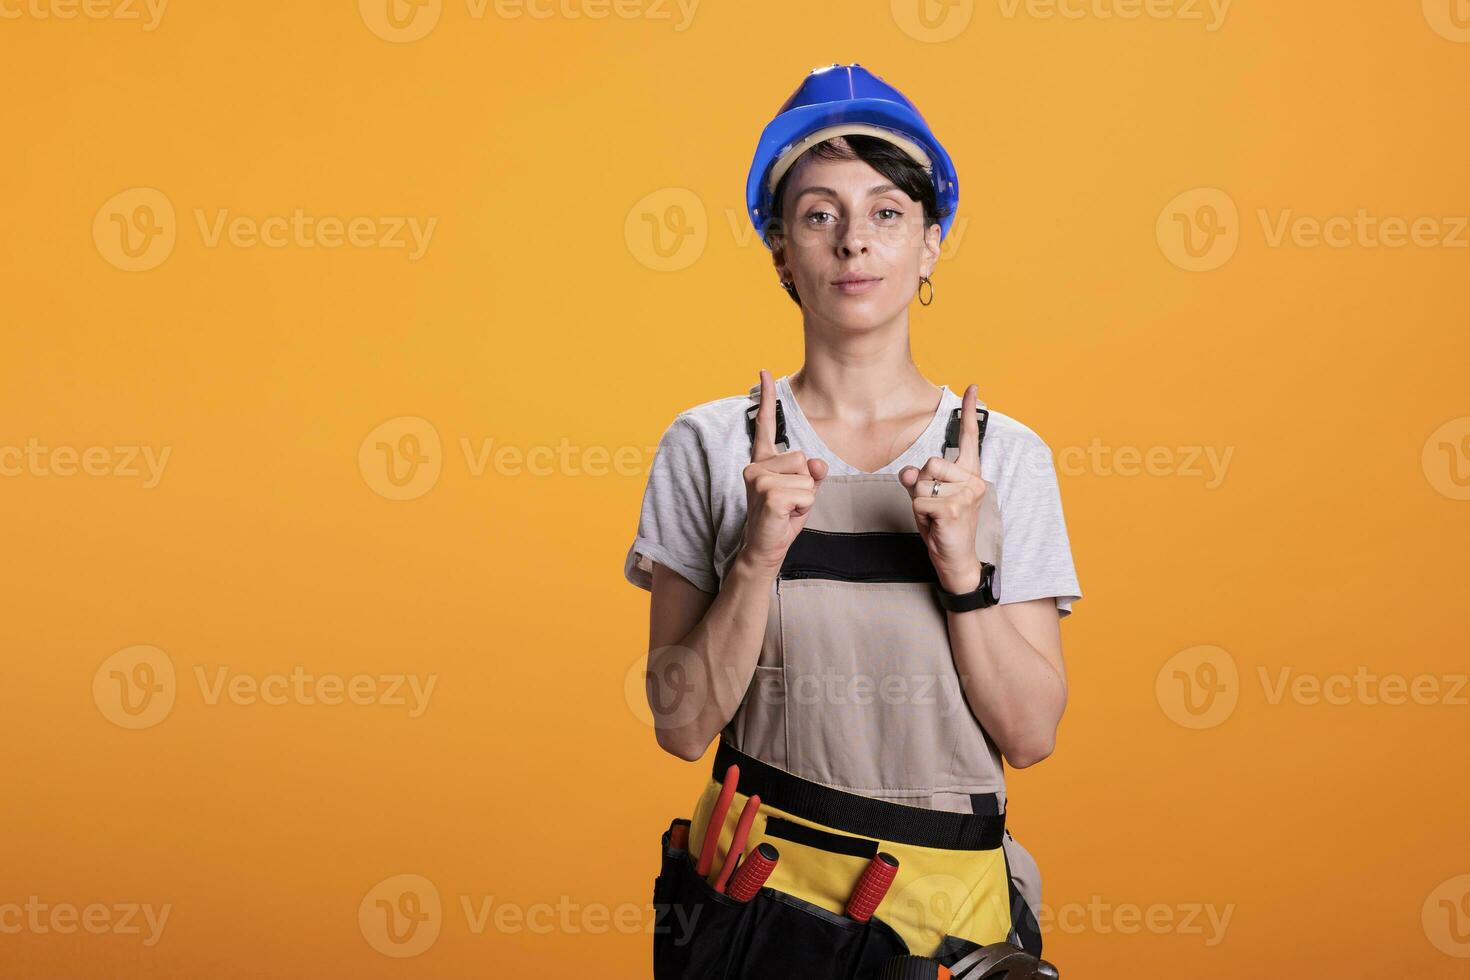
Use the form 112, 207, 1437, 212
765, 134, 950, 306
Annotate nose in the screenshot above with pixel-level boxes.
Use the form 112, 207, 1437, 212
836, 219, 870, 257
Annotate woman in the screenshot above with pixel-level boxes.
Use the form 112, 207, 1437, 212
626, 64, 1081, 979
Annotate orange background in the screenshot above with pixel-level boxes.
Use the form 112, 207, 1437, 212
3, 1, 1470, 977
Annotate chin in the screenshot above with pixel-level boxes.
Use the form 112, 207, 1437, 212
819, 296, 900, 328
824, 311, 895, 332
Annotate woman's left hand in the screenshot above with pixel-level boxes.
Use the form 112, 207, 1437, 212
898, 384, 987, 594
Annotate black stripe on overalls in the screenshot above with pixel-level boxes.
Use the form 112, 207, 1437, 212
712, 740, 1006, 851
743, 401, 991, 585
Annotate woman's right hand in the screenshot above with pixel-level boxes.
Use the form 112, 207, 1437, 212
740, 369, 828, 573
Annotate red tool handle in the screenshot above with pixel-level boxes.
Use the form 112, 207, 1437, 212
696, 764, 740, 876
726, 842, 779, 902
713, 793, 761, 894
846, 851, 899, 922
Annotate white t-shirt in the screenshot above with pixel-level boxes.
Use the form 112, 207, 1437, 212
623, 374, 1083, 617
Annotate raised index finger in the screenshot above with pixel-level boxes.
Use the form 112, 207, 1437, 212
957, 383, 981, 473
751, 368, 777, 462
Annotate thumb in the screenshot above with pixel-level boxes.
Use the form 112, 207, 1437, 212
896, 465, 919, 489
808, 457, 829, 485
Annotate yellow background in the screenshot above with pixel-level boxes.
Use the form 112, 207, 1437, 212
3, 1, 1469, 976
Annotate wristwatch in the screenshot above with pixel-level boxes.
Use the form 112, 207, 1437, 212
935, 562, 999, 612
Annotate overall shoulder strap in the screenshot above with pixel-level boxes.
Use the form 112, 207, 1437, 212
745, 384, 790, 453
942, 404, 990, 464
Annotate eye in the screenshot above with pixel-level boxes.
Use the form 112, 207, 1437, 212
876, 207, 903, 221
805, 210, 835, 225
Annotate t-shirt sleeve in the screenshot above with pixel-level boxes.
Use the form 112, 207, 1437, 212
623, 415, 720, 594
995, 436, 1082, 618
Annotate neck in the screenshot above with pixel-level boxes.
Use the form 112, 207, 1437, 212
788, 341, 940, 425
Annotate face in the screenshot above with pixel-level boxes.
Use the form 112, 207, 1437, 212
770, 149, 941, 328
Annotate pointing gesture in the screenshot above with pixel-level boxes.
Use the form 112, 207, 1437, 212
898, 383, 988, 594
740, 369, 828, 573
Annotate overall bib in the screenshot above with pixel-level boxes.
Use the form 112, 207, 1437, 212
651, 386, 1046, 979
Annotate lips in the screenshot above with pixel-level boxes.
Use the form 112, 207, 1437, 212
832, 275, 880, 284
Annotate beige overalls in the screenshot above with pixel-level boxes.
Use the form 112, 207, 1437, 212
652, 385, 1048, 978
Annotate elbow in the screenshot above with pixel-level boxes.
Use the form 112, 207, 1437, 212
1005, 734, 1056, 770
655, 726, 707, 763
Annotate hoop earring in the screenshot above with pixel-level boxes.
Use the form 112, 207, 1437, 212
918, 275, 934, 306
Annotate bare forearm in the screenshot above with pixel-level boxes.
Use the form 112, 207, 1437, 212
944, 599, 1067, 768
650, 551, 778, 760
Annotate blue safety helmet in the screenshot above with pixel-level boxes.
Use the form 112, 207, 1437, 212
745, 63, 959, 249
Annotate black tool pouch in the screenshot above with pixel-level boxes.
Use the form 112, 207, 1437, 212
651, 817, 910, 980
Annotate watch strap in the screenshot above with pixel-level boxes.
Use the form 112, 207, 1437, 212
936, 562, 999, 612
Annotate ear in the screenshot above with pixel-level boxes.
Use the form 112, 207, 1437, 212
921, 221, 942, 277
771, 242, 790, 282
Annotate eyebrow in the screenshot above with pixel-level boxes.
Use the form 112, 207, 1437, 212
793, 183, 903, 202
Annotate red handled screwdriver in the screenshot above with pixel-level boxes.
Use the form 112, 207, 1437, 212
713, 793, 761, 894
846, 852, 900, 923
726, 842, 779, 902
695, 764, 740, 877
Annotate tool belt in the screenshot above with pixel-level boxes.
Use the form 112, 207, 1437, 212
651, 740, 1057, 979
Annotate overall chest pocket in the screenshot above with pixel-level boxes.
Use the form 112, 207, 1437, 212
776, 576, 965, 799
728, 473, 1006, 798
